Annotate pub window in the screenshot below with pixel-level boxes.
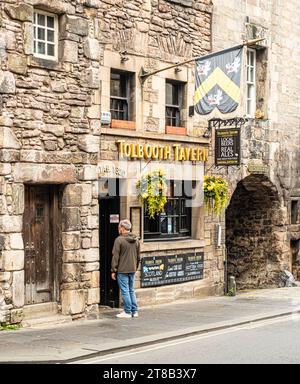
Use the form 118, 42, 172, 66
110, 70, 135, 121
246, 49, 256, 117
144, 181, 192, 241
166, 80, 184, 127
33, 10, 58, 60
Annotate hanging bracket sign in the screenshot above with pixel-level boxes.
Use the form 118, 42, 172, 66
215, 127, 241, 166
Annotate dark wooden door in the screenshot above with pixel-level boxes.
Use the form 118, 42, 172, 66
99, 196, 120, 308
24, 186, 59, 305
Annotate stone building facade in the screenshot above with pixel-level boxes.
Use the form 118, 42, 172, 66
0, 0, 299, 324
209, 0, 300, 290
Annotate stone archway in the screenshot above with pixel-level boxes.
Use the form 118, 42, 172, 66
226, 175, 284, 290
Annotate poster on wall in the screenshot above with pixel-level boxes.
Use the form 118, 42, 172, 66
141, 253, 204, 288
109, 214, 119, 224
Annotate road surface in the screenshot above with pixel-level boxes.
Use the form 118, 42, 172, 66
75, 314, 300, 364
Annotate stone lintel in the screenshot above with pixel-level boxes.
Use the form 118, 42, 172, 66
13, 163, 77, 184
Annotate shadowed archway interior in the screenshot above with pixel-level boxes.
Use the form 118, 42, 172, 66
226, 175, 284, 290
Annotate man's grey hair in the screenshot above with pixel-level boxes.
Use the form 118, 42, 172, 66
119, 219, 132, 231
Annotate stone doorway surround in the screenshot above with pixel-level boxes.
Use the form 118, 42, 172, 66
226, 175, 289, 290
0, 163, 100, 324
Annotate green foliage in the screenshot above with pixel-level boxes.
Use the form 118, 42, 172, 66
226, 288, 235, 297
137, 169, 168, 219
203, 175, 230, 216
0, 324, 20, 331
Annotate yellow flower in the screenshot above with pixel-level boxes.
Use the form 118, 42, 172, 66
207, 186, 214, 191
142, 193, 148, 199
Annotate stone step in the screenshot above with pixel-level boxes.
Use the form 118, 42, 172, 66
22, 314, 72, 329
23, 302, 59, 320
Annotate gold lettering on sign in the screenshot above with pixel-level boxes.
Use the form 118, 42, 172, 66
116, 140, 125, 156
178, 147, 185, 161
173, 144, 180, 161
137, 144, 144, 159
144, 145, 152, 159
124, 144, 131, 157
191, 148, 197, 162
152, 145, 159, 159
117, 141, 208, 162
184, 147, 191, 161
158, 146, 164, 159
164, 146, 171, 160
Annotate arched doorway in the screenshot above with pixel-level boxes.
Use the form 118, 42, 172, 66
226, 175, 284, 290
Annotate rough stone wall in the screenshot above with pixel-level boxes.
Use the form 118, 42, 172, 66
196, 0, 300, 289
210, 0, 300, 214
98, 0, 224, 297
0, 0, 102, 322
97, 0, 212, 60
226, 175, 286, 290
0, 0, 215, 322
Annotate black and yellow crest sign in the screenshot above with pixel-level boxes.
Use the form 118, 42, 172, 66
194, 46, 243, 115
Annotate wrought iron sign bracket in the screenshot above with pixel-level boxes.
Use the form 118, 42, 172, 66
203, 117, 248, 138
209, 117, 248, 130
139, 38, 265, 86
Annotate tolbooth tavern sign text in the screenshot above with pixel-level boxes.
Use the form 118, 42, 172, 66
117, 141, 209, 162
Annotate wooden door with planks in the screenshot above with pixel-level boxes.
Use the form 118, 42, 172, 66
23, 186, 60, 305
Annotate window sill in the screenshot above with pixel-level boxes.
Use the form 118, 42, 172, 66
165, 126, 187, 135
28, 56, 63, 71
111, 120, 136, 130
140, 239, 205, 253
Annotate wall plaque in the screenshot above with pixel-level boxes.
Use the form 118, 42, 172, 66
248, 159, 268, 175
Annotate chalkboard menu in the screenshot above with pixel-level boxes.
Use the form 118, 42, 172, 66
215, 128, 240, 166
141, 253, 204, 288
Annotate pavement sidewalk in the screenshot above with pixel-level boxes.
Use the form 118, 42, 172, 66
0, 287, 300, 363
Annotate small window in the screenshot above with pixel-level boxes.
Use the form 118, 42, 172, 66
246, 49, 256, 117
110, 70, 135, 121
166, 81, 184, 127
33, 10, 58, 60
144, 181, 192, 241
291, 200, 300, 225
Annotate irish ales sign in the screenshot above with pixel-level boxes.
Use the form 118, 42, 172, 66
215, 128, 240, 166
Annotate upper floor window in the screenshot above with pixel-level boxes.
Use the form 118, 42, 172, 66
33, 10, 58, 60
166, 80, 184, 127
246, 49, 256, 117
110, 70, 135, 121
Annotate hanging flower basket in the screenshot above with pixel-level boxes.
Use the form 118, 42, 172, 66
203, 175, 230, 215
136, 169, 168, 219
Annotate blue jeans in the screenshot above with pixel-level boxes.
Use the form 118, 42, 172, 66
117, 273, 138, 315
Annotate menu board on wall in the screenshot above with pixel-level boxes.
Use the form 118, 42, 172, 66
141, 253, 204, 288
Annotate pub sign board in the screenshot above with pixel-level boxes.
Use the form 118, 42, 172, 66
215, 128, 241, 166
141, 253, 204, 288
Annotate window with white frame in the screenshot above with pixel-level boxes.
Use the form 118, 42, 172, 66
246, 49, 256, 117
33, 10, 58, 60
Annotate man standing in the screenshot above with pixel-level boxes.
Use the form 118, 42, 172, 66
111, 219, 141, 319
